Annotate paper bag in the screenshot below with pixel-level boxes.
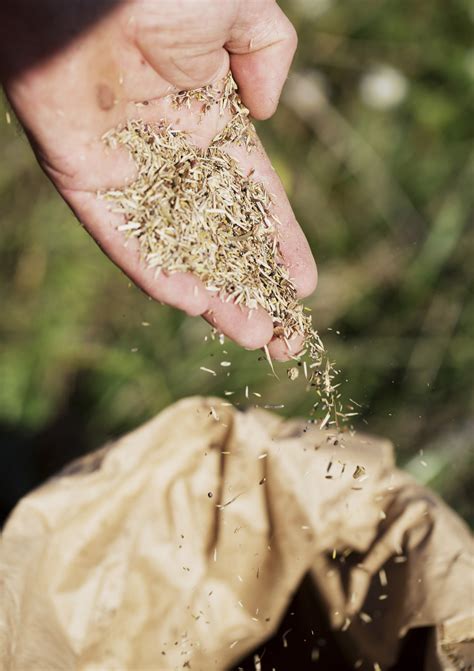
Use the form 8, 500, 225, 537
1, 397, 472, 670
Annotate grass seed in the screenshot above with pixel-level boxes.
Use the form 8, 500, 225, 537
102, 74, 347, 426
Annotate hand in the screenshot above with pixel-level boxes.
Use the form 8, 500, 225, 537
0, 0, 317, 360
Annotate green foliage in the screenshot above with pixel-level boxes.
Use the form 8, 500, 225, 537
1, 0, 472, 522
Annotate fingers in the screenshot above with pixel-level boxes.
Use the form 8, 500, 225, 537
266, 332, 305, 362
204, 294, 274, 350
138, 41, 231, 92
63, 192, 210, 316
135, 7, 232, 91
121, 88, 317, 304
223, 139, 318, 300
93, 96, 313, 356
134, 0, 297, 121
66, 189, 305, 359
76, 188, 277, 346
63, 189, 289, 355
227, 0, 298, 120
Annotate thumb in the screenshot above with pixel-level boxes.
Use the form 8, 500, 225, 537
227, 0, 298, 120
136, 17, 231, 90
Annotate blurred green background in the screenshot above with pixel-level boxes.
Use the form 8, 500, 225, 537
0, 0, 473, 525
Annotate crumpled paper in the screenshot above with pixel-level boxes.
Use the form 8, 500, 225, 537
0, 397, 472, 670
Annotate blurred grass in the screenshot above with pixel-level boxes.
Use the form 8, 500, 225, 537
0, 0, 473, 524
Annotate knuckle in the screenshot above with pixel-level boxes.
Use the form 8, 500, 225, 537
285, 21, 298, 53
296, 261, 318, 299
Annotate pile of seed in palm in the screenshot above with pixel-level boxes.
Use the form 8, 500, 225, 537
101, 73, 347, 428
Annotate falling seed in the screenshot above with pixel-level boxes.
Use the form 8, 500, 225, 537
360, 612, 373, 623
200, 367, 216, 376
141, 321, 150, 326
379, 569, 388, 587
263, 344, 279, 378
282, 628, 292, 648
353, 465, 366, 480
394, 556, 407, 563
287, 366, 299, 381
216, 492, 245, 509
101, 73, 348, 430
320, 412, 331, 430
5, 112, 11, 124
220, 361, 231, 367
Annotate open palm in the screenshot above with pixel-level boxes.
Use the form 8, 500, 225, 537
1, 0, 317, 359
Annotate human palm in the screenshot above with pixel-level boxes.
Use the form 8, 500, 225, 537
1, 0, 317, 359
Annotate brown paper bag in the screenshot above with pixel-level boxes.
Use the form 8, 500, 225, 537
1, 397, 472, 670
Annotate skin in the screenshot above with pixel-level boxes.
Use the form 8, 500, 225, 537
0, 0, 317, 360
